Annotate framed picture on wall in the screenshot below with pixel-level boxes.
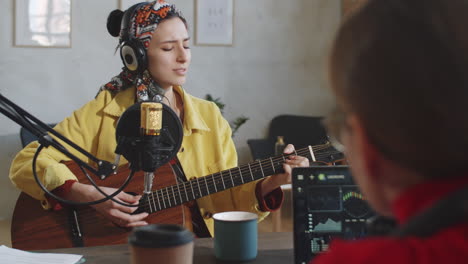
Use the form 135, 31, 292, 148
119, 0, 149, 10
195, 0, 234, 46
14, 0, 71, 48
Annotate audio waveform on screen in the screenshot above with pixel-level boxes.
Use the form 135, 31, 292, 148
313, 218, 341, 232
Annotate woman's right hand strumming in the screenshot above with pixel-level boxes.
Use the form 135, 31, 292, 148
64, 182, 149, 227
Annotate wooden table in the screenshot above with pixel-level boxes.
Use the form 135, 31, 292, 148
40, 232, 294, 264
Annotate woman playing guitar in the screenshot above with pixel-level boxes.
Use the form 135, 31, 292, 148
9, 1, 310, 250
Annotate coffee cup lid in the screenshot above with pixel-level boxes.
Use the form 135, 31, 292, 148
129, 224, 194, 248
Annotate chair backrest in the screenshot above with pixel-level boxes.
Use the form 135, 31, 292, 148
268, 115, 328, 149
20, 124, 57, 147
247, 115, 329, 160
247, 138, 275, 160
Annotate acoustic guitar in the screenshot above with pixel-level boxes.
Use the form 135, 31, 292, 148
11, 143, 343, 250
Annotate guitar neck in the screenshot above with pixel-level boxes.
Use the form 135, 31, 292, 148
140, 144, 338, 213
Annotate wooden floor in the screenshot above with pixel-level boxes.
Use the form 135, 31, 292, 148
0, 218, 11, 247
259, 212, 293, 233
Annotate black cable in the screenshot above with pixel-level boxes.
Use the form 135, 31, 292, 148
32, 139, 139, 207
0, 93, 178, 209
0, 93, 100, 163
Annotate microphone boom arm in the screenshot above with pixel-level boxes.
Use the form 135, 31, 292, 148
0, 93, 116, 180
0, 93, 183, 207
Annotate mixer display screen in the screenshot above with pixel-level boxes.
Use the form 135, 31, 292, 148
293, 166, 375, 264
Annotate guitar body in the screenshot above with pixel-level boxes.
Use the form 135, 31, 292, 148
11, 161, 192, 250
11, 144, 344, 250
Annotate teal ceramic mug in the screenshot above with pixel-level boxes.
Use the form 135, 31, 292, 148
213, 211, 258, 262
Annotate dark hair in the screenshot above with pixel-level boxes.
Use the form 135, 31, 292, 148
329, 0, 468, 178
107, 9, 124, 37
165, 9, 188, 30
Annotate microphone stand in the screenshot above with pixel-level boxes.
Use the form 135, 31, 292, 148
0, 93, 116, 178
0, 92, 137, 206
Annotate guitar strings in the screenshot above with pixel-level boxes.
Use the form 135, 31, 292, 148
139, 146, 343, 213
58, 150, 317, 226
139, 147, 342, 212
141, 148, 314, 211
45, 145, 344, 226
42, 167, 212, 227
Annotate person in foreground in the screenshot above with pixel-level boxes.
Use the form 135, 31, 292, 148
9, 0, 308, 238
314, 0, 468, 263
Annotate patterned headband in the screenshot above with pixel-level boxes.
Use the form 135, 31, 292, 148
124, 0, 177, 49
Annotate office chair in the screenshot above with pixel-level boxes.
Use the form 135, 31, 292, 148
20, 123, 57, 147
247, 115, 328, 160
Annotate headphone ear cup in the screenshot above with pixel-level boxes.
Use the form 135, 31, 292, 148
120, 39, 147, 73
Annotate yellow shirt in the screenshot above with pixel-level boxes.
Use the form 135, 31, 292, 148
9, 86, 268, 236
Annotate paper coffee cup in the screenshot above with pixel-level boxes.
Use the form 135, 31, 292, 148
129, 224, 194, 264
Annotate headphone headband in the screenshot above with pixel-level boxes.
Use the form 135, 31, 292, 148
119, 2, 149, 73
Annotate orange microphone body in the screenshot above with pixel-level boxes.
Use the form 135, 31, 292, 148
140, 102, 163, 194
140, 102, 163, 136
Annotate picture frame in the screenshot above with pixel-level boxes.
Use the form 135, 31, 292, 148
119, 0, 149, 11
195, 0, 234, 46
14, 0, 71, 48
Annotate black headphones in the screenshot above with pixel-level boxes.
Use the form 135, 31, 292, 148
119, 3, 148, 74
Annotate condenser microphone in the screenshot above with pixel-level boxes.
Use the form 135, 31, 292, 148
115, 100, 183, 193
140, 102, 162, 194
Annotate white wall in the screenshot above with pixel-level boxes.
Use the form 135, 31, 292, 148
0, 0, 341, 220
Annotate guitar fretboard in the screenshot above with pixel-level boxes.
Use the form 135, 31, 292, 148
140, 144, 340, 213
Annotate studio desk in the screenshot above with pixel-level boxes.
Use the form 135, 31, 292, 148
38, 232, 294, 264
